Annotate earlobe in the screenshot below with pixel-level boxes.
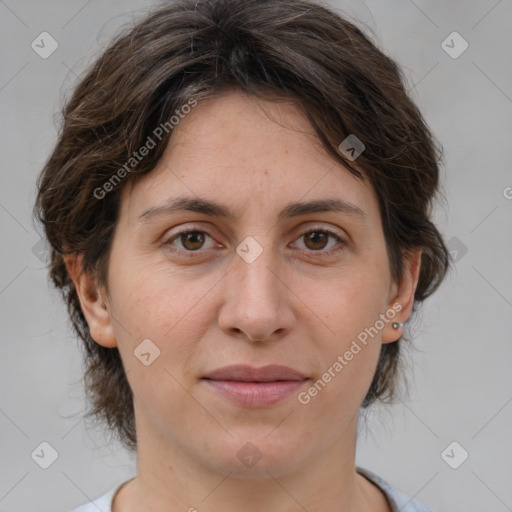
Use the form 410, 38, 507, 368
64, 253, 118, 348
382, 249, 422, 343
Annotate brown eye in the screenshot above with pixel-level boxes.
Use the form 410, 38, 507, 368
292, 229, 345, 256
180, 231, 205, 251
303, 231, 329, 250
165, 229, 217, 254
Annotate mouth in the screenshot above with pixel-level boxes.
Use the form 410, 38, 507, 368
201, 364, 309, 407
202, 364, 307, 382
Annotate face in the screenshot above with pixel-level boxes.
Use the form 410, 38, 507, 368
72, 89, 419, 479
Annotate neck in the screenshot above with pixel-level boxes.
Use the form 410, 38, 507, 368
112, 409, 388, 512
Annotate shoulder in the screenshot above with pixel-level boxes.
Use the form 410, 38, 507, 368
69, 472, 436, 512
67, 483, 121, 512
356, 466, 437, 512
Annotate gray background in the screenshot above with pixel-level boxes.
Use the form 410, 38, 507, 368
1, 0, 511, 511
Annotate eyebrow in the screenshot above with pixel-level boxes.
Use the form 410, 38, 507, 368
137, 196, 366, 223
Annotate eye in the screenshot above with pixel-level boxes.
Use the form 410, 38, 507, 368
164, 226, 346, 258
164, 228, 217, 255
291, 229, 345, 256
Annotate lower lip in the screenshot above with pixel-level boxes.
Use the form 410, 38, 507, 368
202, 379, 307, 407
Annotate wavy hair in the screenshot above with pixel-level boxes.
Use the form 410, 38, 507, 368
34, 0, 450, 451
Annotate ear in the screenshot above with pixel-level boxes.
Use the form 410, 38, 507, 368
382, 249, 422, 343
64, 253, 117, 348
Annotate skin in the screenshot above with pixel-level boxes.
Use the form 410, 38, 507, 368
66, 89, 421, 512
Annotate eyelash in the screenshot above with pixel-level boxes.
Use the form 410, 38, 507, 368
163, 226, 346, 258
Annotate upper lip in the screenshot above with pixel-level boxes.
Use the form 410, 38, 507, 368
202, 364, 307, 382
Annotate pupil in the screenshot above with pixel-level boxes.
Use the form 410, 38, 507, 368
184, 232, 204, 250
307, 231, 326, 250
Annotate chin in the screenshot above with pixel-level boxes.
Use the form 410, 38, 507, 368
202, 434, 311, 479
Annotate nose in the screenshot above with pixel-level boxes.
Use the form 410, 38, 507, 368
217, 240, 296, 343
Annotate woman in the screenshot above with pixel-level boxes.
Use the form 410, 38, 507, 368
34, 0, 450, 510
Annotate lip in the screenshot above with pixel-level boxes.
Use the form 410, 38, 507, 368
203, 364, 307, 382
201, 364, 308, 408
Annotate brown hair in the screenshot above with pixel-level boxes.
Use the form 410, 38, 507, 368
34, 0, 450, 451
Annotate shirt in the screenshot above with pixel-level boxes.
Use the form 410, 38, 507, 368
69, 466, 436, 511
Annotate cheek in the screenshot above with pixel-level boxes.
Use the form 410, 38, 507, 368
303, 269, 390, 401
316, 266, 390, 341
108, 266, 209, 427
107, 259, 218, 380
300, 301, 384, 425
110, 255, 212, 332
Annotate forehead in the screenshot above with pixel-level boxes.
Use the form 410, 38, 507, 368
121, 90, 379, 223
